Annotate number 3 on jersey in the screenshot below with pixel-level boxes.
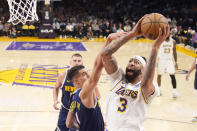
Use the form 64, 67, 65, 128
164, 48, 170, 54
117, 97, 128, 113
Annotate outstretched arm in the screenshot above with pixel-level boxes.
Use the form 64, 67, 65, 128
80, 37, 112, 107
186, 58, 196, 81
101, 17, 145, 75
80, 32, 130, 107
141, 26, 170, 99
101, 32, 135, 74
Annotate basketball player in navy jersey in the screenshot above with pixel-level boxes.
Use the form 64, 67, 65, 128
66, 32, 127, 131
53, 53, 83, 131
186, 50, 197, 122
53, 53, 101, 131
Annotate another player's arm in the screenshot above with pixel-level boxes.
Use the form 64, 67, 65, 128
66, 109, 79, 130
173, 40, 178, 69
80, 39, 111, 107
186, 58, 196, 80
141, 26, 170, 99
53, 71, 64, 110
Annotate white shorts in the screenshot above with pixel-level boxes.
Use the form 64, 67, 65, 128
157, 59, 175, 75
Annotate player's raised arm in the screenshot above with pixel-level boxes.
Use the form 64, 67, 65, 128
80, 32, 130, 106
80, 37, 113, 103
80, 53, 103, 99
101, 17, 145, 75
141, 26, 170, 98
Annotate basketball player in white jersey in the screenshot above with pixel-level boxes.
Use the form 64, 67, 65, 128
101, 15, 170, 131
185, 49, 197, 122
157, 33, 179, 98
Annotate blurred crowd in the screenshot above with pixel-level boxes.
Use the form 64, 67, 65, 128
0, 0, 196, 49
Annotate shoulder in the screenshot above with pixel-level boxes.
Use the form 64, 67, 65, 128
59, 71, 67, 78
109, 68, 124, 79
109, 68, 125, 89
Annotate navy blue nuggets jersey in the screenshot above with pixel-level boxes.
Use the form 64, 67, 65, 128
70, 89, 104, 131
57, 70, 76, 131
61, 70, 76, 109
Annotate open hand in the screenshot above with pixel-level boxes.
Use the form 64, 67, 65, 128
132, 14, 147, 37
107, 32, 128, 41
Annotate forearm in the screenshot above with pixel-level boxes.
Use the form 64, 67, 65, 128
53, 88, 59, 102
188, 60, 196, 74
188, 67, 195, 75
69, 121, 79, 130
142, 47, 158, 85
90, 55, 103, 86
66, 111, 80, 130
102, 31, 135, 57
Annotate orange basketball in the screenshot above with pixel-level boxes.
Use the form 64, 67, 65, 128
141, 13, 168, 40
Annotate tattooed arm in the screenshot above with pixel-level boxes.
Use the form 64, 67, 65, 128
101, 17, 145, 74
141, 26, 170, 99
101, 32, 135, 74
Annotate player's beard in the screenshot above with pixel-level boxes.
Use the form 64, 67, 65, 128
125, 68, 141, 82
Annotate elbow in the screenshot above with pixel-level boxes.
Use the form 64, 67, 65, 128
100, 49, 106, 57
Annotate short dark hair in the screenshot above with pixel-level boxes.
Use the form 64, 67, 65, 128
72, 53, 82, 58
67, 65, 85, 81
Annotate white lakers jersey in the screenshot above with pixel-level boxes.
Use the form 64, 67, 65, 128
158, 37, 174, 60
105, 68, 159, 131
196, 50, 197, 65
